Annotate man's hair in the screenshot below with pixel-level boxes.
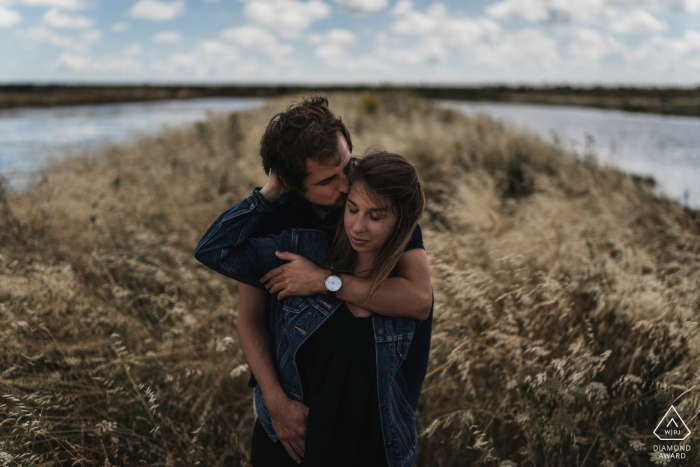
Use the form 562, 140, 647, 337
259, 95, 352, 192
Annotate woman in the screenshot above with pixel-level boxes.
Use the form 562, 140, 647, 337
195, 151, 429, 467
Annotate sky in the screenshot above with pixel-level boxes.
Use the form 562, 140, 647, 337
0, 0, 699, 85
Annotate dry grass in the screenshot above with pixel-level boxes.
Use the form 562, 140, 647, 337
1, 93, 699, 467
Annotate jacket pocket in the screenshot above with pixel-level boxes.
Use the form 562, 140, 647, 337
283, 296, 310, 314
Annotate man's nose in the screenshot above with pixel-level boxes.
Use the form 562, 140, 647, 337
338, 174, 349, 194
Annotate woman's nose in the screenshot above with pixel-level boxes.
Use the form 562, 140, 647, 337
352, 217, 365, 232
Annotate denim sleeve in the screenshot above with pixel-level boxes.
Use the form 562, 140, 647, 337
193, 188, 292, 289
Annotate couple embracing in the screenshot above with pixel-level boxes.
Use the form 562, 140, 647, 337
194, 95, 433, 467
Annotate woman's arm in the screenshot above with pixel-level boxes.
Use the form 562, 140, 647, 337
260, 248, 432, 320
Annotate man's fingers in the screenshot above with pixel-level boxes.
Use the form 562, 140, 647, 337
264, 274, 285, 289
275, 251, 301, 260
289, 438, 305, 458
260, 265, 285, 283
276, 288, 291, 300
281, 440, 303, 464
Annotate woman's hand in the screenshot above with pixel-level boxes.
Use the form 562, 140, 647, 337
261, 251, 328, 299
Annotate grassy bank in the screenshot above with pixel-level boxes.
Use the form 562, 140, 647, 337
2, 84, 700, 117
1, 93, 699, 466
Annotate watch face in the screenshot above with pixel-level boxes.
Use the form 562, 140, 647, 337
325, 275, 342, 292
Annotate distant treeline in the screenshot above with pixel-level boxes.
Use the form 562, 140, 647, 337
1, 83, 699, 116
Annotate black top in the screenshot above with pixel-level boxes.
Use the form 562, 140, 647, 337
250, 302, 389, 467
246, 191, 424, 389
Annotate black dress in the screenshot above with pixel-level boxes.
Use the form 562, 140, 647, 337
250, 302, 389, 467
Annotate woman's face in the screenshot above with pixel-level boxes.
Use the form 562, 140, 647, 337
344, 182, 397, 257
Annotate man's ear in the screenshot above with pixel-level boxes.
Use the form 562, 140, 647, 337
278, 175, 294, 191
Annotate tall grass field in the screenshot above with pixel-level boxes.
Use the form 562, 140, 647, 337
1, 94, 699, 466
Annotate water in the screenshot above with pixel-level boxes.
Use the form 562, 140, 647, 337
442, 101, 700, 209
0, 97, 264, 188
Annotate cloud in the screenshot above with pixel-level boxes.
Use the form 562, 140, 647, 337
169, 40, 241, 76
474, 28, 560, 68
42, 8, 93, 28
334, 0, 387, 15
54, 44, 144, 72
112, 22, 128, 32
20, 0, 87, 10
632, 29, 700, 69
153, 30, 181, 42
486, 0, 699, 27
221, 24, 293, 59
0, 5, 21, 27
129, 0, 185, 21
609, 10, 666, 33
390, 0, 411, 16
311, 27, 385, 69
569, 27, 627, 63
391, 2, 500, 54
17, 25, 101, 52
240, 0, 331, 36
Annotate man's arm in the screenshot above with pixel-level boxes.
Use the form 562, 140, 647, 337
237, 283, 308, 464
262, 248, 432, 321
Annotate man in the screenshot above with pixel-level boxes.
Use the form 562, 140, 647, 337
196, 95, 432, 464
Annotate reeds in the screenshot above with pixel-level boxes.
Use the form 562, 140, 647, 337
1, 93, 698, 466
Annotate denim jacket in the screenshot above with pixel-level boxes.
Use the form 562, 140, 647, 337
194, 188, 432, 467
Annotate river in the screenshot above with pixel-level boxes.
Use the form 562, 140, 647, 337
0, 97, 697, 208
442, 101, 699, 209
0, 97, 264, 188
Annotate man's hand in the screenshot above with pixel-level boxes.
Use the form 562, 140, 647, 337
267, 395, 309, 464
261, 251, 327, 299
260, 170, 290, 203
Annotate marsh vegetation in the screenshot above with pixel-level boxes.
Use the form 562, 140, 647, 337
1, 93, 699, 466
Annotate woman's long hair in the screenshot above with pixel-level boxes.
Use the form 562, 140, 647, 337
324, 150, 425, 303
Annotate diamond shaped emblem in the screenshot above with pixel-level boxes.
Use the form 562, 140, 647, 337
654, 406, 691, 441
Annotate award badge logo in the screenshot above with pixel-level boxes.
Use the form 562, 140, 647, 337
651, 405, 692, 461
654, 406, 691, 441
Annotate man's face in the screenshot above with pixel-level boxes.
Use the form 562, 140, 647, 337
300, 132, 352, 211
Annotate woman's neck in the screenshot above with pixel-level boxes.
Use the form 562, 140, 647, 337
353, 251, 377, 278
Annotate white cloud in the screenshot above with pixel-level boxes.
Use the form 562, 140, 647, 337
42, 8, 93, 28
569, 27, 627, 63
311, 27, 385, 69
112, 22, 128, 32
54, 44, 145, 73
240, 0, 331, 36
221, 24, 294, 59
474, 28, 560, 68
153, 30, 181, 42
129, 0, 185, 21
609, 10, 666, 33
390, 2, 500, 56
169, 40, 240, 76
20, 0, 87, 10
486, 0, 699, 27
390, 0, 411, 16
17, 25, 101, 52
334, 0, 387, 15
0, 5, 21, 27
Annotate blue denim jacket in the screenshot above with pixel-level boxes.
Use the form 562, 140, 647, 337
194, 188, 432, 467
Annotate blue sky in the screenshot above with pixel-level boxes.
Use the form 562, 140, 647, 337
1, 0, 699, 84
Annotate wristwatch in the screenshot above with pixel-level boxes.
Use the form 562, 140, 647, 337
324, 274, 342, 299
